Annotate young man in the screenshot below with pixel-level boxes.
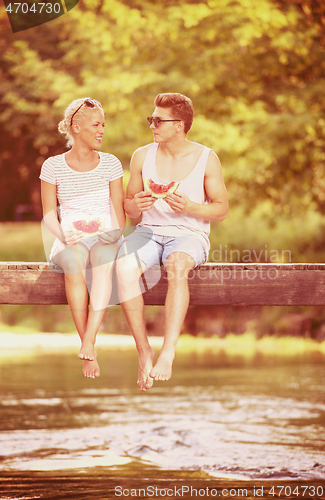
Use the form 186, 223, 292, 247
117, 93, 228, 391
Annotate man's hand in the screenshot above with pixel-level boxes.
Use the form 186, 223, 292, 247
165, 192, 194, 214
98, 228, 122, 244
134, 191, 156, 213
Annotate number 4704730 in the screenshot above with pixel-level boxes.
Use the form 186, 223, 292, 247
268, 485, 324, 497
6, 3, 62, 14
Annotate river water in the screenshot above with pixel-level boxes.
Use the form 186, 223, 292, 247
0, 333, 324, 499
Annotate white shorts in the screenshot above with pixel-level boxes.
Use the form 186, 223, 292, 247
49, 235, 100, 261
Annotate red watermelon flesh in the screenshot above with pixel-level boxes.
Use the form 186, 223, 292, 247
71, 218, 102, 237
144, 178, 179, 198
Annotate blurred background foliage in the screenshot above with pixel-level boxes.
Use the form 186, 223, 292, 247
1, 0, 325, 225
1, 0, 325, 335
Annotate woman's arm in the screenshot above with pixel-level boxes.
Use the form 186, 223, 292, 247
41, 180, 83, 244
41, 180, 64, 241
99, 176, 126, 244
110, 176, 126, 231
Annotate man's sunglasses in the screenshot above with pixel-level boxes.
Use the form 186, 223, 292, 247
147, 116, 181, 128
70, 98, 102, 126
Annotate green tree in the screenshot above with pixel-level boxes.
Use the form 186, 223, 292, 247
0, 0, 324, 221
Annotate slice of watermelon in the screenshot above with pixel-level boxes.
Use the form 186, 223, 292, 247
70, 217, 104, 238
144, 178, 179, 199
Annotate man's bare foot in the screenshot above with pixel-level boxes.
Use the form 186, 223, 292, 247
150, 349, 175, 381
78, 341, 96, 361
83, 358, 100, 378
137, 347, 156, 391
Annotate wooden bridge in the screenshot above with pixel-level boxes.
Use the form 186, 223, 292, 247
0, 262, 325, 306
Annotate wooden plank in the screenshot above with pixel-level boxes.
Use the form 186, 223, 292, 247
1, 262, 325, 306
0, 267, 66, 305
141, 266, 325, 306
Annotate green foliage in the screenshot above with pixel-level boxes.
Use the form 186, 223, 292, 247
0, 0, 325, 222
0, 304, 75, 333
0, 222, 45, 261
210, 204, 325, 263
1, 221, 325, 335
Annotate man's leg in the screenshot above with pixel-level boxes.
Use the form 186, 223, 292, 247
150, 251, 195, 381
116, 253, 156, 391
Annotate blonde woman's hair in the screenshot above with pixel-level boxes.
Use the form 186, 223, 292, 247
58, 98, 103, 148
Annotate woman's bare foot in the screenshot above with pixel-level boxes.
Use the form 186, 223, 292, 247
150, 349, 175, 381
78, 340, 96, 361
137, 347, 156, 391
83, 358, 100, 378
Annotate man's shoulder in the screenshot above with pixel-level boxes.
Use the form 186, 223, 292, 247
186, 140, 213, 155
185, 141, 221, 174
131, 143, 155, 167
188, 140, 205, 148
133, 143, 154, 156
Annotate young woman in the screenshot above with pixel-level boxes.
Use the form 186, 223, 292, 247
40, 98, 125, 378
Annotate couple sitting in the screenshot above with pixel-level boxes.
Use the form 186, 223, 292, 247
40, 92, 228, 391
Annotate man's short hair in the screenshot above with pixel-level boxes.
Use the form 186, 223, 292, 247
154, 93, 194, 134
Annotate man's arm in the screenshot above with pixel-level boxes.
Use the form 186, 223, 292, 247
165, 151, 229, 221
124, 146, 156, 218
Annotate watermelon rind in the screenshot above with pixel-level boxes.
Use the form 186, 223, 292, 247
144, 178, 179, 199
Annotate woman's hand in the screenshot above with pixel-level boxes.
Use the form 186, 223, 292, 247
61, 228, 84, 246
98, 228, 122, 244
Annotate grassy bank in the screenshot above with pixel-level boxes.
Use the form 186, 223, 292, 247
0, 222, 45, 261
1, 221, 325, 338
211, 204, 325, 263
1, 330, 325, 363
2, 209, 325, 264
1, 327, 325, 354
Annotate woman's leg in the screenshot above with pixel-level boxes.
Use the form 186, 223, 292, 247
52, 243, 100, 378
78, 240, 121, 361
52, 243, 89, 328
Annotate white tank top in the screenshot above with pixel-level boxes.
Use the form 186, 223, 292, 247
139, 142, 211, 250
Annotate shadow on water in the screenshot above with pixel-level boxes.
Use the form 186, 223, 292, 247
0, 337, 325, 498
